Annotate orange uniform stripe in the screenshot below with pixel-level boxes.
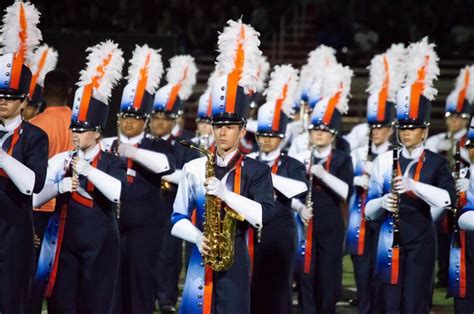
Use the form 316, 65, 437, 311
225, 25, 245, 114
390, 247, 400, 285
459, 230, 467, 297
409, 56, 430, 119
377, 56, 390, 121
322, 91, 341, 125
28, 49, 49, 99
78, 84, 93, 122
272, 84, 288, 131
203, 266, 213, 314
457, 70, 470, 112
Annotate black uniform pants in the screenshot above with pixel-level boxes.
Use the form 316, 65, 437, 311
47, 215, 119, 314
298, 219, 345, 314
251, 212, 296, 314
0, 212, 34, 314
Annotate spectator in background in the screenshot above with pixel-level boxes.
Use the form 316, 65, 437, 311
29, 70, 74, 240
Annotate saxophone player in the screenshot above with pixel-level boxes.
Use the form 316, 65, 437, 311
170, 19, 275, 314
293, 63, 354, 314
365, 38, 456, 313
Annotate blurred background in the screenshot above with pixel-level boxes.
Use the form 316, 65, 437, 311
31, 0, 474, 136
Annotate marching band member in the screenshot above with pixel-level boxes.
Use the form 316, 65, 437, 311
193, 88, 215, 150
346, 43, 405, 313
151, 55, 200, 313
448, 117, 474, 313
426, 65, 473, 288
170, 19, 275, 314
0, 2, 49, 311
288, 46, 350, 157
247, 64, 307, 314
102, 44, 177, 313
365, 37, 455, 313
33, 40, 126, 313
294, 62, 354, 313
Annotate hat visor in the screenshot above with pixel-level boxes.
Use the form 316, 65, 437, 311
0, 89, 27, 100
256, 131, 285, 138
396, 121, 429, 129
211, 113, 245, 126
308, 123, 337, 134
69, 121, 100, 132
119, 111, 148, 119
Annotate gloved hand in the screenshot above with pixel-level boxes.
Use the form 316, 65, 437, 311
197, 234, 211, 257
299, 205, 313, 224
204, 177, 227, 200
456, 178, 470, 193
393, 176, 415, 194
58, 177, 79, 194
363, 161, 374, 176
381, 193, 398, 212
118, 143, 138, 159
354, 175, 369, 190
311, 164, 327, 179
437, 139, 452, 152
72, 157, 92, 176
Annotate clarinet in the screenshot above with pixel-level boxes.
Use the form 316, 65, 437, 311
304, 145, 316, 236
391, 145, 401, 249
452, 141, 461, 247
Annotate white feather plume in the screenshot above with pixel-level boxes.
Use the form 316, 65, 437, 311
1, 1, 42, 63
403, 37, 440, 101
366, 43, 405, 101
165, 55, 198, 101
255, 55, 270, 92
126, 44, 163, 94
321, 63, 353, 114
214, 19, 262, 94
77, 40, 124, 104
453, 65, 474, 103
300, 45, 337, 97
264, 64, 299, 115
29, 44, 58, 86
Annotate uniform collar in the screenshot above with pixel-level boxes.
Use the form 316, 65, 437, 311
313, 145, 332, 159
0, 114, 22, 132
259, 148, 281, 163
78, 143, 100, 162
216, 148, 239, 167
161, 133, 172, 141
452, 129, 467, 140
371, 141, 390, 155
171, 124, 180, 137
120, 132, 144, 145
401, 145, 424, 159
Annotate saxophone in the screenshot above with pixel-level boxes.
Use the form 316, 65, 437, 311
179, 140, 244, 271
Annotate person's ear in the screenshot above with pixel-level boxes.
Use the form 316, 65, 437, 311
94, 131, 101, 141
239, 126, 247, 139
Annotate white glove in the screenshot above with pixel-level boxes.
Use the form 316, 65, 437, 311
393, 176, 415, 194
73, 158, 92, 176
381, 193, 398, 212
292, 198, 312, 223
354, 175, 369, 190
311, 164, 327, 179
196, 233, 206, 256
58, 177, 77, 194
363, 161, 374, 176
118, 143, 138, 159
205, 177, 227, 200
437, 139, 452, 152
456, 178, 470, 193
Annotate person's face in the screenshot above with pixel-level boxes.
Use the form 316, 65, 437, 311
446, 115, 469, 134
22, 104, 39, 121
398, 128, 426, 149
72, 130, 100, 151
197, 121, 213, 136
371, 126, 392, 146
149, 112, 175, 137
258, 136, 282, 153
0, 97, 26, 120
309, 129, 335, 148
119, 116, 146, 138
468, 147, 474, 163
213, 124, 246, 153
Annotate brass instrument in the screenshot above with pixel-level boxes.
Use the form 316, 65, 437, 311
179, 140, 244, 271
391, 145, 401, 249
